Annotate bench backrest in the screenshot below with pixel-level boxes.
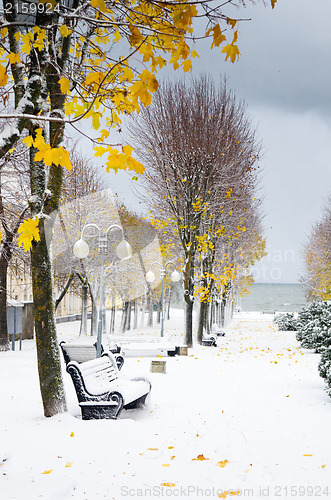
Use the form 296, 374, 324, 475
76, 354, 119, 394
60, 342, 104, 364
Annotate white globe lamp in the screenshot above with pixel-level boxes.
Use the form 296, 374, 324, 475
170, 270, 181, 282
116, 239, 132, 260
73, 238, 90, 259
145, 270, 156, 283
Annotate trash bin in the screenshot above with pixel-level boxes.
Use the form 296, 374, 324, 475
7, 299, 24, 350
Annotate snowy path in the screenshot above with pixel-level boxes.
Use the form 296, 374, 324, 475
1, 314, 331, 499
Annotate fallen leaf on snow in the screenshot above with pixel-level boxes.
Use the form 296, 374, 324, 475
192, 454, 209, 461
42, 469, 53, 474
217, 459, 229, 468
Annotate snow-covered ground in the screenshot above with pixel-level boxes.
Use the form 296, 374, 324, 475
1, 311, 331, 500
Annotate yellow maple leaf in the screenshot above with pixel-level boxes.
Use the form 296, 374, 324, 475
42, 469, 53, 475
23, 135, 34, 148
90, 0, 106, 12
33, 27, 47, 51
65, 462, 73, 468
0, 65, 9, 87
207, 24, 226, 48
126, 155, 144, 174
128, 23, 143, 46
97, 129, 110, 142
18, 218, 40, 251
92, 111, 102, 130
59, 25, 72, 38
227, 18, 237, 29
221, 43, 240, 63
113, 30, 121, 43
7, 52, 21, 64
122, 145, 134, 156
58, 77, 70, 94
21, 32, 34, 55
52, 146, 72, 171
70, 432, 75, 437
94, 145, 107, 157
34, 143, 54, 166
161, 483, 176, 487
182, 59, 192, 72
85, 71, 105, 87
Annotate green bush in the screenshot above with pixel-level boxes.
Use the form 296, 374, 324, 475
318, 348, 331, 397
295, 301, 331, 399
295, 301, 331, 352
274, 312, 298, 331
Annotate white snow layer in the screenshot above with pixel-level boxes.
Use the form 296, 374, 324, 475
1, 311, 331, 500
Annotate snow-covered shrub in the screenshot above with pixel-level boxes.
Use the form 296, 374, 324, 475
318, 348, 331, 397
295, 301, 331, 352
274, 312, 298, 331
318, 348, 331, 379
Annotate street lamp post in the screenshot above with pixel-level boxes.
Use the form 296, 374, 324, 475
73, 223, 132, 357
145, 261, 181, 337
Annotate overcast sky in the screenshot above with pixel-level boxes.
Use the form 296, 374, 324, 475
101, 0, 331, 284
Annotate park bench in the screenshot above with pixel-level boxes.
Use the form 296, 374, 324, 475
59, 341, 124, 370
66, 353, 152, 420
202, 334, 217, 347
111, 337, 179, 357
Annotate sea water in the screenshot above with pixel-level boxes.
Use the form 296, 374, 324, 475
237, 283, 306, 312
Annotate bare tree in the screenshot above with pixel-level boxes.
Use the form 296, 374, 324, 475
0, 142, 30, 350
128, 75, 262, 346
301, 196, 331, 300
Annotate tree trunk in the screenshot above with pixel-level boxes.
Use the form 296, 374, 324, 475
156, 299, 161, 324
220, 297, 226, 327
79, 281, 89, 336
147, 288, 153, 327
125, 300, 131, 331
101, 287, 106, 336
140, 293, 146, 328
30, 219, 67, 417
184, 298, 194, 348
197, 300, 208, 344
0, 256, 10, 351
133, 298, 138, 330
166, 286, 172, 320
183, 250, 195, 347
90, 291, 98, 336
109, 301, 116, 335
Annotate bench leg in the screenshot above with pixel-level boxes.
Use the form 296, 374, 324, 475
80, 404, 121, 420
124, 393, 149, 410
80, 392, 124, 420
